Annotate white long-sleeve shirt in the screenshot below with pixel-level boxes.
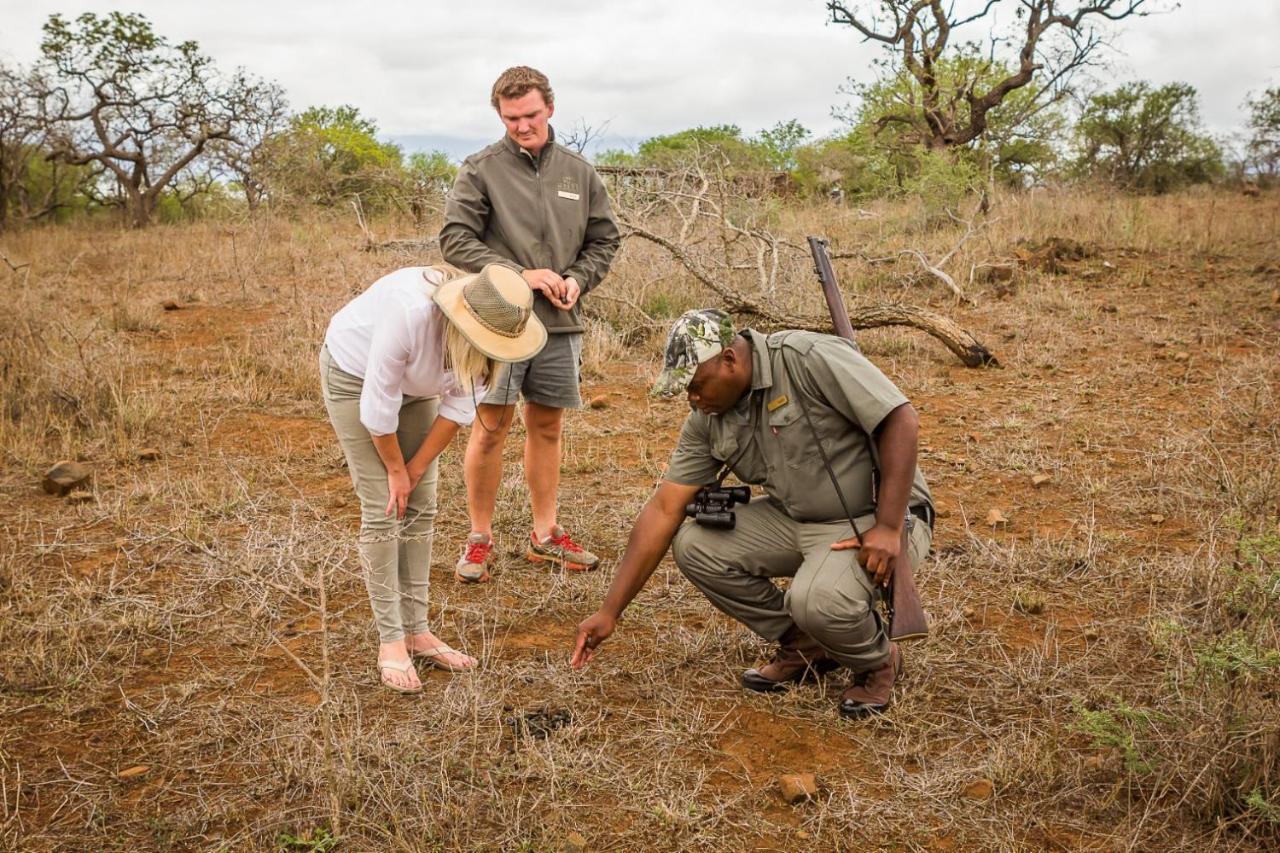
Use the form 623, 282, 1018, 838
324, 266, 481, 435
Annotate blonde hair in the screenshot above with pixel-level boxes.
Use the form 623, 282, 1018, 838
443, 318, 494, 393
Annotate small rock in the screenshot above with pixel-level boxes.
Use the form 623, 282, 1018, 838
563, 830, 588, 853
587, 394, 609, 410
1101, 304, 1118, 314
118, 765, 149, 779
778, 772, 818, 804
961, 606, 976, 619
160, 299, 181, 311
1149, 514, 1165, 524
136, 447, 161, 461
66, 490, 93, 504
1084, 627, 1100, 641
42, 460, 92, 496
1172, 351, 1190, 362
986, 508, 1008, 528
1031, 474, 1052, 487
1271, 289, 1279, 305
961, 778, 994, 801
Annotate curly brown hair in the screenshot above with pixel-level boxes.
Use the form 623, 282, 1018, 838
490, 66, 555, 110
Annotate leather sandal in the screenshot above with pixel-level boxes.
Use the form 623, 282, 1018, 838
412, 644, 476, 673
377, 658, 422, 694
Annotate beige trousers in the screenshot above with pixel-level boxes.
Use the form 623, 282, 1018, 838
672, 497, 932, 673
320, 346, 440, 643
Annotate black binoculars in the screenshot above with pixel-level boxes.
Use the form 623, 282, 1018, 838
685, 485, 751, 529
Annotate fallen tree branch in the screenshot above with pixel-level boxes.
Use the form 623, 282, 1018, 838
620, 219, 998, 367
900, 248, 968, 301
1, 252, 31, 272
787, 302, 999, 368
362, 237, 440, 254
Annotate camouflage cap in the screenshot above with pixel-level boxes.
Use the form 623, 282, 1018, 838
651, 308, 736, 398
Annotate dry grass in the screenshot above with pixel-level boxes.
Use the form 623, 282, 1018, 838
0, 187, 1278, 851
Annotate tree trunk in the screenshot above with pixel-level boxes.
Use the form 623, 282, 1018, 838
126, 189, 154, 227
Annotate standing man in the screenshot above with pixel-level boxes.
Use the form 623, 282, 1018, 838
441, 66, 621, 583
570, 310, 935, 719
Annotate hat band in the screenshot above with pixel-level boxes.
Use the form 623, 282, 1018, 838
463, 289, 529, 339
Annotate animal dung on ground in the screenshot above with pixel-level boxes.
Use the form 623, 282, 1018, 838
1013, 588, 1046, 615
42, 460, 91, 496
587, 394, 609, 409
778, 772, 818, 804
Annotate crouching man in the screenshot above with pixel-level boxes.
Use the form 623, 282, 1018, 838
570, 309, 935, 718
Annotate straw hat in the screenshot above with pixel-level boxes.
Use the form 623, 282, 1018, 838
432, 264, 547, 363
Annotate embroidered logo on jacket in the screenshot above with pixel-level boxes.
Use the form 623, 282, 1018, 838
556, 176, 581, 200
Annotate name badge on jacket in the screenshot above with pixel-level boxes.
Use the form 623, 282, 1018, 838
557, 190, 580, 201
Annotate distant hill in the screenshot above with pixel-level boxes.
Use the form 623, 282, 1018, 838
389, 131, 643, 162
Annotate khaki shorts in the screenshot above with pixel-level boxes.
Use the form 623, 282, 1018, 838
481, 332, 582, 409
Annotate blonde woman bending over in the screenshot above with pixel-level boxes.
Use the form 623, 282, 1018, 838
320, 263, 546, 693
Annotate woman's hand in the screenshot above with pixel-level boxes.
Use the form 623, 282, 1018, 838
406, 459, 426, 493
385, 467, 411, 519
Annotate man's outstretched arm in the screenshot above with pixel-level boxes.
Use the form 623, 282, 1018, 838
571, 481, 700, 668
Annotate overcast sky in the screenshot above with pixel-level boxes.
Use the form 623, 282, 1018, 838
1, 0, 1276, 158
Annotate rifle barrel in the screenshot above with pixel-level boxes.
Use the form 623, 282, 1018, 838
807, 236, 856, 342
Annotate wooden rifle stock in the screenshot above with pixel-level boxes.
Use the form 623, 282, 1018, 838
889, 524, 928, 642
806, 234, 929, 643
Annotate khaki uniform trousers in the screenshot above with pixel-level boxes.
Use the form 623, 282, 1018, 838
320, 346, 440, 644
672, 497, 932, 673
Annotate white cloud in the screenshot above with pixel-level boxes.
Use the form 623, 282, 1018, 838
0, 0, 1273, 153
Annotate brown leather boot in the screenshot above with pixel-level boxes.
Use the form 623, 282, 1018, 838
839, 643, 903, 719
741, 626, 837, 693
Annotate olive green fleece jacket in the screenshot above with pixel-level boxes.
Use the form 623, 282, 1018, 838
439, 128, 621, 335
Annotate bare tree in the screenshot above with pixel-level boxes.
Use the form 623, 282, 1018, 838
36, 12, 281, 226
560, 117, 612, 155
827, 0, 1152, 150
0, 62, 90, 229
610, 153, 997, 366
0, 62, 38, 230
209, 82, 290, 210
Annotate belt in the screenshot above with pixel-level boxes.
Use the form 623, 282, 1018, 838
909, 503, 935, 530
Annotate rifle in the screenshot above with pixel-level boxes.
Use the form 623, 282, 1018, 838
806, 236, 929, 643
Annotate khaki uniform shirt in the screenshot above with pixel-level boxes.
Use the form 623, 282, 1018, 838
664, 330, 933, 523
439, 128, 621, 335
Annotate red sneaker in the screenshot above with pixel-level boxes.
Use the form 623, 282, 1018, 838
455, 532, 493, 583
526, 525, 600, 572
